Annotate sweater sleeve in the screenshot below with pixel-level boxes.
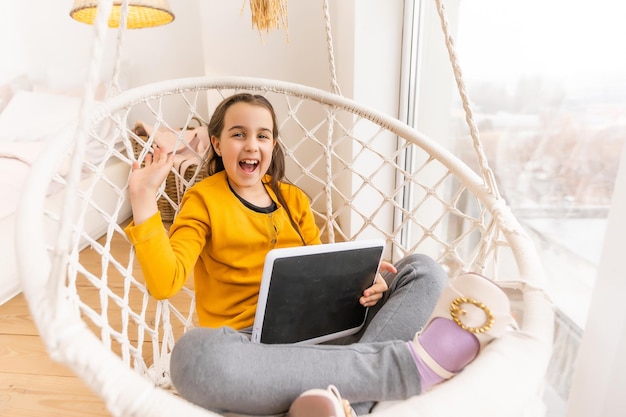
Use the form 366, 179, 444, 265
124, 189, 209, 299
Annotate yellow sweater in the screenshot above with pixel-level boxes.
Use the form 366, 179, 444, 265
124, 171, 321, 329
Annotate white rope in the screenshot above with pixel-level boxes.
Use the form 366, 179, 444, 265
322, 0, 341, 96
433, 0, 501, 200
108, 0, 130, 96
433, 0, 508, 271
321, 0, 341, 243
50, 0, 113, 315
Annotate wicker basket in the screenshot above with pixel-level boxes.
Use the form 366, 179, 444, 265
131, 119, 208, 222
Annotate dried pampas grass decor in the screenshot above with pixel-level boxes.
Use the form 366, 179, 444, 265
244, 0, 289, 42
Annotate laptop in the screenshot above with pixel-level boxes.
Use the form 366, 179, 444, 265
251, 239, 386, 345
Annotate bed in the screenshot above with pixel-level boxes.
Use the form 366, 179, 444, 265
0, 84, 132, 305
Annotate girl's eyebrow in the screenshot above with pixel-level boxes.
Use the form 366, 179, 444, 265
227, 125, 272, 133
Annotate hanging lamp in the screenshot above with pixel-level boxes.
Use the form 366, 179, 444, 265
69, 0, 174, 29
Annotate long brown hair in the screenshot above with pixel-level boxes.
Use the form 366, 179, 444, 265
206, 93, 305, 244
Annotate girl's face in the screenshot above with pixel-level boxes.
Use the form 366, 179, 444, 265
211, 102, 276, 197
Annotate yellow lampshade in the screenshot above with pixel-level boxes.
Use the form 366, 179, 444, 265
70, 0, 174, 29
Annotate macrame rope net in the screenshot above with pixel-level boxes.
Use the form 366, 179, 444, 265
15, 0, 554, 416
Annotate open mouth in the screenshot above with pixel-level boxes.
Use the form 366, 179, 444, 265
239, 159, 259, 173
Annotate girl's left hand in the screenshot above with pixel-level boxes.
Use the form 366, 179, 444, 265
360, 261, 395, 307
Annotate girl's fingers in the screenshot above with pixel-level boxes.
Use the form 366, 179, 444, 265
373, 274, 389, 292
152, 146, 173, 165
361, 274, 388, 305
379, 260, 397, 274
153, 146, 163, 161
360, 290, 384, 307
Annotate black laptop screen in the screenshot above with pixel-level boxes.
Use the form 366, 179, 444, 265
258, 245, 383, 344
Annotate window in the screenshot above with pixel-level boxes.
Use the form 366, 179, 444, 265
458, 0, 625, 328
407, 0, 626, 329
404, 0, 626, 407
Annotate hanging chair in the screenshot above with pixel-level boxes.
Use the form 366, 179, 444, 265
15, 0, 554, 416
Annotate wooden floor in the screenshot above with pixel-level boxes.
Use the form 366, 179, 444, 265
0, 229, 138, 416
0, 293, 110, 416
0, 224, 190, 417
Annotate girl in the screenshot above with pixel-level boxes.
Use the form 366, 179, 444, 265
125, 93, 511, 416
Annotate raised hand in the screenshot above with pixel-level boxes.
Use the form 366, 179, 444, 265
128, 147, 174, 225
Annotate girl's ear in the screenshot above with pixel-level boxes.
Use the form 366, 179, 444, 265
211, 136, 221, 156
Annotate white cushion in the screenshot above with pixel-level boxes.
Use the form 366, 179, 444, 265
0, 90, 81, 142
0, 90, 115, 164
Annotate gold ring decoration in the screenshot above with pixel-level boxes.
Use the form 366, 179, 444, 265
449, 297, 494, 334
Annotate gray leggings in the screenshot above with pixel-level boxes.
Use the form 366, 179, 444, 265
170, 254, 447, 415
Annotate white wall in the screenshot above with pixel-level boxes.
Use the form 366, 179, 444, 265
1, 0, 402, 128
0, 1, 24, 82
1, 0, 404, 110
198, 1, 330, 89
2, 0, 205, 91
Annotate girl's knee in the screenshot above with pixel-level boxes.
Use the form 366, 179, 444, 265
170, 327, 248, 400
391, 253, 448, 290
172, 326, 246, 365
399, 253, 439, 270
398, 253, 445, 275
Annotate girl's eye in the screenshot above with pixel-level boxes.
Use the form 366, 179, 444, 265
232, 132, 244, 138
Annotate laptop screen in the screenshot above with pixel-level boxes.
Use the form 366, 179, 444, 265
253, 240, 385, 344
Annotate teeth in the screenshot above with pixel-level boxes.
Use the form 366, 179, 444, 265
241, 160, 258, 165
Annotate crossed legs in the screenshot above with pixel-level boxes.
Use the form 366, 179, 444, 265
170, 254, 448, 415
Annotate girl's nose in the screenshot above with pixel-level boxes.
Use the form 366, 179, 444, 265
244, 138, 259, 152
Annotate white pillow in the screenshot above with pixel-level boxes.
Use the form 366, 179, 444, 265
0, 90, 117, 164
0, 73, 32, 113
0, 90, 81, 142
